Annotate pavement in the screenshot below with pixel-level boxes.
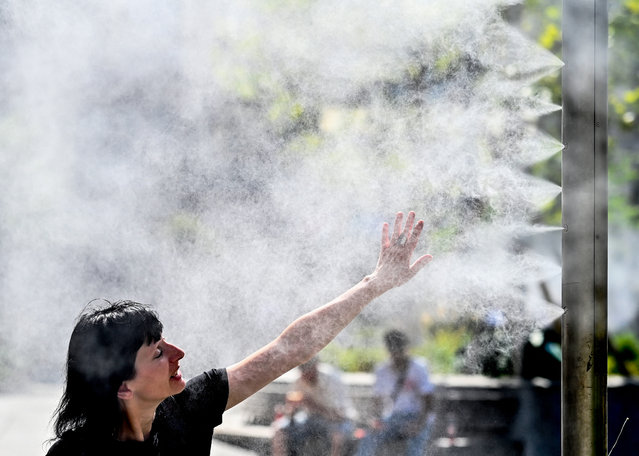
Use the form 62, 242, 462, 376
0, 383, 257, 456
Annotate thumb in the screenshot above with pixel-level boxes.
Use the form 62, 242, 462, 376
409, 254, 433, 277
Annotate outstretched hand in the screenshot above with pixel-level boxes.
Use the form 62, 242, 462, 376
369, 211, 432, 293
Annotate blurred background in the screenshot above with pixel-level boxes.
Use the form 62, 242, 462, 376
0, 0, 637, 454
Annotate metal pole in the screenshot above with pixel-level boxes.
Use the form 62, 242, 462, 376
561, 0, 608, 454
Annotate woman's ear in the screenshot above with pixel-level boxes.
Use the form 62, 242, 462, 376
117, 382, 133, 400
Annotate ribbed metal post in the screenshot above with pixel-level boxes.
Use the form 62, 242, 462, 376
561, 0, 608, 454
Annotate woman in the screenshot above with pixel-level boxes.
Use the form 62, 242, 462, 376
47, 211, 432, 455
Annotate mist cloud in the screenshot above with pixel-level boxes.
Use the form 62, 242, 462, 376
0, 0, 566, 382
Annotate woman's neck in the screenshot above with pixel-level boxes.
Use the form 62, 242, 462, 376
118, 400, 157, 442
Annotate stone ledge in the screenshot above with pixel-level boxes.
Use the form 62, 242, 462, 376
214, 374, 527, 455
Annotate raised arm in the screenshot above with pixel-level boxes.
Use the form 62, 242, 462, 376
225, 211, 432, 409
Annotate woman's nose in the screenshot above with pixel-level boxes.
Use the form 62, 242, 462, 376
166, 342, 185, 362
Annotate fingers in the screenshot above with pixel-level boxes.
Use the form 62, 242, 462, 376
385, 211, 428, 256
390, 212, 403, 243
403, 211, 416, 238
406, 219, 424, 250
380, 222, 390, 249
390, 211, 420, 247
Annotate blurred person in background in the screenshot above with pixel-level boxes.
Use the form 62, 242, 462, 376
272, 356, 356, 456
355, 329, 435, 456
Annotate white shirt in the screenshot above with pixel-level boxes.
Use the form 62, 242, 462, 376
373, 357, 434, 418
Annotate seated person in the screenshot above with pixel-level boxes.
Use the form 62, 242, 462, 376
356, 330, 435, 456
272, 357, 356, 456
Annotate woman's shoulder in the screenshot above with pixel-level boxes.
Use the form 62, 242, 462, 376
46, 436, 78, 456
45, 429, 93, 456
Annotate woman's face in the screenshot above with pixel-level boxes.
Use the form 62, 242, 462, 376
124, 338, 186, 404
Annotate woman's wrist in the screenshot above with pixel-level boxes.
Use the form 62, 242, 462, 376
361, 272, 392, 297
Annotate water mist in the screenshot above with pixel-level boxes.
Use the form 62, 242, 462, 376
0, 0, 564, 383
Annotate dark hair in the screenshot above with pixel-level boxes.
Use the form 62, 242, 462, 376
299, 356, 319, 372
384, 329, 410, 352
52, 300, 163, 440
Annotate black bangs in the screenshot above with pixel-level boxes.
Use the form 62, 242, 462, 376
68, 300, 164, 385
142, 311, 163, 346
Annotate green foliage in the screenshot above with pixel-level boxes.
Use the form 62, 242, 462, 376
516, 1, 563, 226
609, 332, 639, 376
433, 49, 464, 79
519, 0, 639, 228
325, 326, 639, 377
321, 343, 387, 373
413, 326, 472, 374
323, 322, 473, 374
608, 0, 639, 225
165, 213, 218, 252
429, 225, 462, 253
320, 327, 387, 373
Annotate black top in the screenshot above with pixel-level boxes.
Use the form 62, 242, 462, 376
46, 368, 229, 456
